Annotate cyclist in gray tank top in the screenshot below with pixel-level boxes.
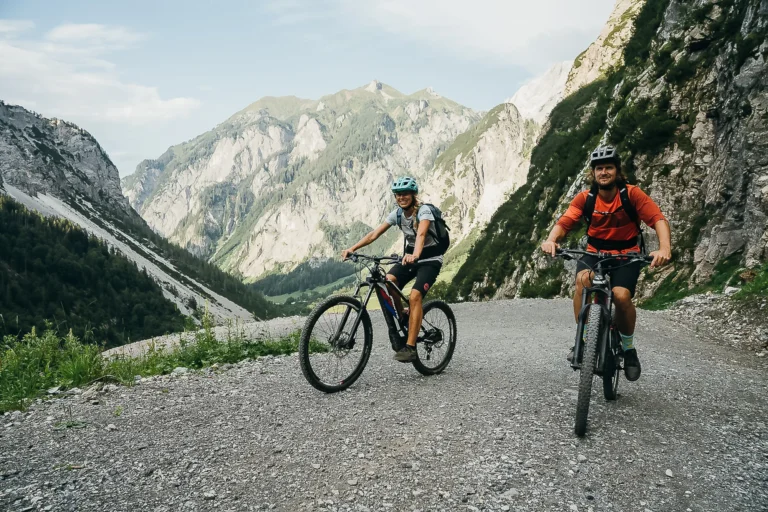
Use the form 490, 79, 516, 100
341, 176, 444, 362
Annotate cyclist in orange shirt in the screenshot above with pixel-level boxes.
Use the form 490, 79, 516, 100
541, 145, 672, 381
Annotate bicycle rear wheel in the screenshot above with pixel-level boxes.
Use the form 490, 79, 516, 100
412, 300, 456, 376
299, 295, 373, 393
575, 304, 601, 437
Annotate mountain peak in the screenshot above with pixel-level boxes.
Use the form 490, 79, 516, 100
506, 60, 573, 124
364, 79, 383, 92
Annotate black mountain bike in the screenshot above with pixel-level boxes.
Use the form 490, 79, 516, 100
555, 249, 653, 437
298, 253, 457, 393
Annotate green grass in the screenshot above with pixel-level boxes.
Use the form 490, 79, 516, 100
735, 260, 768, 301
0, 312, 322, 413
640, 253, 747, 310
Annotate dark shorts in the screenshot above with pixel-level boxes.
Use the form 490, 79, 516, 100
576, 253, 643, 297
387, 261, 442, 297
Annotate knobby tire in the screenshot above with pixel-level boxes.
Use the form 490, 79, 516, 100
299, 295, 373, 393
411, 300, 457, 376
575, 304, 602, 437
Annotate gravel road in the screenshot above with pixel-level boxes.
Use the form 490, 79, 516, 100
2, 299, 767, 512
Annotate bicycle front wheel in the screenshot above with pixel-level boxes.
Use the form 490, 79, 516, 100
412, 300, 457, 376
602, 326, 620, 401
575, 304, 602, 437
299, 295, 373, 393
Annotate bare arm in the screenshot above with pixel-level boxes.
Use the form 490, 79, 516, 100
541, 224, 568, 257
649, 219, 672, 268
341, 222, 391, 260
403, 219, 430, 265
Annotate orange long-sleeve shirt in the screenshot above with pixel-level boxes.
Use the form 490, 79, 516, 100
556, 185, 666, 254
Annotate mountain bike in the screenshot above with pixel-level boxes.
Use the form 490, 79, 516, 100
298, 253, 457, 393
555, 249, 653, 437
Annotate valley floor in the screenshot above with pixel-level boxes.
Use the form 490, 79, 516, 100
1, 299, 766, 511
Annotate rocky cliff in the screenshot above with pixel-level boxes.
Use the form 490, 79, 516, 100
0, 101, 129, 214
451, 0, 768, 304
564, 0, 646, 97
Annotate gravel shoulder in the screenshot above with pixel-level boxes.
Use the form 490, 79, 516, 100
2, 299, 767, 512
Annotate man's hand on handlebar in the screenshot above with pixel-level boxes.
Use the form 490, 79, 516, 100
341, 248, 354, 261
541, 240, 560, 257
648, 248, 672, 269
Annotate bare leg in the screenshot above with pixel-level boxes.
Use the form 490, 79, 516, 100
612, 286, 636, 335
573, 270, 594, 322
406, 289, 423, 347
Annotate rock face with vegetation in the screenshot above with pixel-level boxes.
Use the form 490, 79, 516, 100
0, 104, 278, 337
451, 0, 768, 304
564, 0, 647, 97
123, 82, 546, 282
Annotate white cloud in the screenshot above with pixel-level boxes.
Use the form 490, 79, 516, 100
0, 20, 34, 36
334, 0, 615, 71
46, 23, 146, 48
0, 20, 200, 123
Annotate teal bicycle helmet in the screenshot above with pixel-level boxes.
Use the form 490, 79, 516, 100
391, 176, 419, 194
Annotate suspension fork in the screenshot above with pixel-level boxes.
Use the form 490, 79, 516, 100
333, 283, 374, 345
572, 285, 612, 370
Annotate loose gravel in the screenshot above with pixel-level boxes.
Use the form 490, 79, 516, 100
2, 299, 767, 512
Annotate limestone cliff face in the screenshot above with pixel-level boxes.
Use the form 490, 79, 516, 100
0, 101, 129, 214
564, 0, 646, 97
452, 0, 768, 303
123, 83, 486, 279
428, 104, 537, 240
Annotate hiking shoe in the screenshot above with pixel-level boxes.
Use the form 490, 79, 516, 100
623, 349, 641, 381
394, 345, 418, 363
567, 345, 575, 363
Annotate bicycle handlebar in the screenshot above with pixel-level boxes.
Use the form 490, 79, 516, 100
555, 248, 653, 264
345, 252, 402, 264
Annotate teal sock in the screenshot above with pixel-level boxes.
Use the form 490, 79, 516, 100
620, 332, 635, 351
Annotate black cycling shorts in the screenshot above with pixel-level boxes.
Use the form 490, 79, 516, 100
387, 261, 442, 297
576, 253, 643, 297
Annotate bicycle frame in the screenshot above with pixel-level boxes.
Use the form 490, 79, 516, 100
335, 256, 419, 349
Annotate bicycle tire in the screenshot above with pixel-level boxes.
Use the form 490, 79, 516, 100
412, 300, 457, 376
602, 326, 620, 400
575, 304, 601, 437
299, 295, 373, 393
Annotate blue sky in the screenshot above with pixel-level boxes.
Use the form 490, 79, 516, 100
0, 0, 616, 176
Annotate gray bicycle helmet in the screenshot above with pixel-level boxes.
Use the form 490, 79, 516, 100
391, 176, 419, 194
589, 145, 621, 169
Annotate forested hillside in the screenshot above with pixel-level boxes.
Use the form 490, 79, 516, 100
0, 196, 185, 346
451, 0, 767, 302
252, 259, 354, 297
1, 102, 278, 324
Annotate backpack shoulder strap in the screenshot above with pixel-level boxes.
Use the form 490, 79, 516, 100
582, 184, 599, 225
396, 207, 403, 228
618, 183, 640, 228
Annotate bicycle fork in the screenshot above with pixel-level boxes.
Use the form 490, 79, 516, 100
572, 287, 611, 372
